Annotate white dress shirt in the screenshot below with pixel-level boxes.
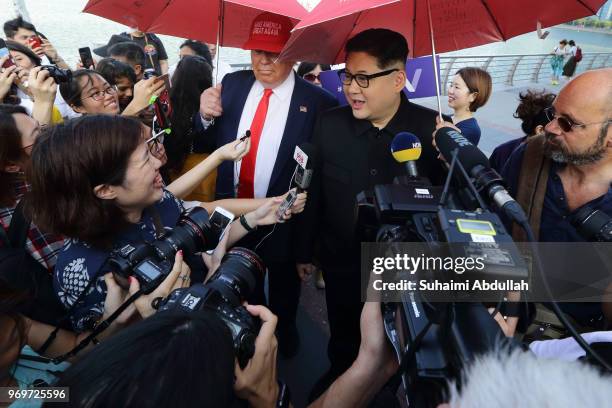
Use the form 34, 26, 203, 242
234, 72, 295, 198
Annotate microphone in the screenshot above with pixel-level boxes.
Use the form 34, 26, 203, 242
293, 142, 317, 191
276, 143, 317, 219
434, 127, 528, 223
391, 132, 422, 177
571, 206, 612, 242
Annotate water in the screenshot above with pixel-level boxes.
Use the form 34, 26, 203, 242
1, 0, 611, 68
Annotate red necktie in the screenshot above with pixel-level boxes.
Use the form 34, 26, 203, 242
238, 88, 273, 198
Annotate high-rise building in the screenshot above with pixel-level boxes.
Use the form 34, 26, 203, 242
597, 0, 612, 21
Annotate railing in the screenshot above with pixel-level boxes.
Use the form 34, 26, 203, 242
230, 52, 612, 93
437, 52, 611, 94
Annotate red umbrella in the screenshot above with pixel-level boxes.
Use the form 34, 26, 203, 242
280, 0, 605, 62
279, 0, 605, 114
83, 0, 308, 48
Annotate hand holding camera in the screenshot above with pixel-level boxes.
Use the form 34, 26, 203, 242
27, 66, 57, 104
234, 304, 280, 408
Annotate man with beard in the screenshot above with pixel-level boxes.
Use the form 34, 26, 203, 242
501, 68, 611, 332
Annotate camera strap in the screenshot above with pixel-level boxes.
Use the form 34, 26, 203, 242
512, 135, 550, 242
148, 206, 165, 238
50, 287, 145, 364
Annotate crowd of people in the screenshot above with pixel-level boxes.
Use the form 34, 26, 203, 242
1, 10, 611, 408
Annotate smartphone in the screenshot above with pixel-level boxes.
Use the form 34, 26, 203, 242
0, 39, 15, 69
154, 73, 170, 88
209, 206, 234, 243
27, 36, 42, 50
78, 47, 94, 69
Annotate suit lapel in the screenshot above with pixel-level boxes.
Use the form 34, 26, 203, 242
268, 73, 308, 194
223, 73, 256, 191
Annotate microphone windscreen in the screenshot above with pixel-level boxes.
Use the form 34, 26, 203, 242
391, 132, 422, 163
434, 127, 489, 172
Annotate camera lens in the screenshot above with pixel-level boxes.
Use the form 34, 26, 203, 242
206, 247, 265, 305
154, 207, 220, 260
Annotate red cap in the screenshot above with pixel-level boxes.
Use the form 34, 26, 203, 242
242, 12, 294, 54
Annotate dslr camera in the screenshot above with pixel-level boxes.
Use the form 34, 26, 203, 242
158, 247, 265, 368
108, 207, 221, 293
40, 65, 72, 84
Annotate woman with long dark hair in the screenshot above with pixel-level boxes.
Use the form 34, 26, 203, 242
165, 55, 214, 174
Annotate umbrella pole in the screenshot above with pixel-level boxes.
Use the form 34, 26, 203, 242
426, 0, 443, 120
214, 0, 225, 85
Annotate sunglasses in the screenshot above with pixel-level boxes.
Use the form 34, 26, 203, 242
544, 107, 611, 133
303, 73, 321, 82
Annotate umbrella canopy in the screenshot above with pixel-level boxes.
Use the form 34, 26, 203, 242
279, 0, 606, 63
83, 0, 309, 48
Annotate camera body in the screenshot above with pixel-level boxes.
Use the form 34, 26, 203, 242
108, 207, 221, 293
357, 172, 522, 407
158, 247, 266, 368
40, 65, 72, 84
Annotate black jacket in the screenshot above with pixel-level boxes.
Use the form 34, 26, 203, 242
295, 93, 449, 263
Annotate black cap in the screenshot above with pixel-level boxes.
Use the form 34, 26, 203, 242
93, 34, 132, 57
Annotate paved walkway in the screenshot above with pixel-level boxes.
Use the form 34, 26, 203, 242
278, 82, 563, 407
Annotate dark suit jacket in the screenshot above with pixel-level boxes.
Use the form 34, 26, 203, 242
203, 70, 338, 262
295, 93, 450, 264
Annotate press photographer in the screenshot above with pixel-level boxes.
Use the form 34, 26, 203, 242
25, 115, 302, 332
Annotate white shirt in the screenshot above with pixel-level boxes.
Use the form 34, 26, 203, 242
234, 72, 295, 198
530, 331, 612, 361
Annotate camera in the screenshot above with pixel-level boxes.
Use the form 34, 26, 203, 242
158, 247, 265, 368
40, 65, 72, 84
356, 131, 525, 407
107, 207, 221, 293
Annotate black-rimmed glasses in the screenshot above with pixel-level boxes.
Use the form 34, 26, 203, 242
338, 68, 399, 88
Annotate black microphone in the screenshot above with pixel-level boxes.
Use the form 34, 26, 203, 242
572, 206, 612, 242
434, 127, 528, 223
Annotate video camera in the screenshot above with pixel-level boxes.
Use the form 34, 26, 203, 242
108, 207, 221, 293
158, 247, 265, 368
356, 130, 526, 407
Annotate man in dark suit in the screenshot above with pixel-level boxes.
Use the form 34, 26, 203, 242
295, 28, 448, 398
199, 12, 337, 357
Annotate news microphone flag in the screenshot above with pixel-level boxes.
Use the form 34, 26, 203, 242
391, 132, 422, 163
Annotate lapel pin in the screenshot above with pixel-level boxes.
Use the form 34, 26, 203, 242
299, 106, 308, 113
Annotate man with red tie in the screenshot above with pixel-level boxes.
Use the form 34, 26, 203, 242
199, 12, 337, 357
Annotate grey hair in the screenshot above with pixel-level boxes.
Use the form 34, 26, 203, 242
447, 349, 612, 407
